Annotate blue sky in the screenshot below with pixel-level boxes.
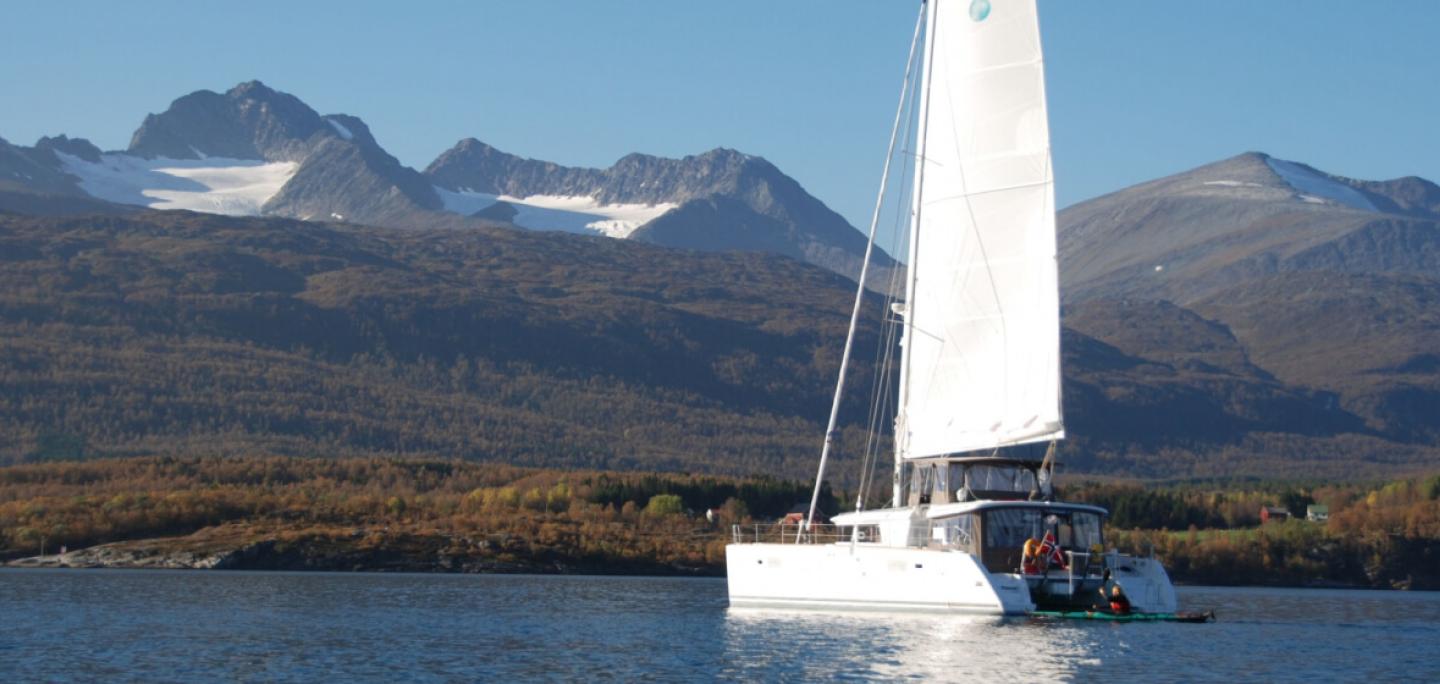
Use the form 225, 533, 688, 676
2, 0, 1436, 231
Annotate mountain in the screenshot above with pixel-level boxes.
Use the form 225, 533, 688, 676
128, 80, 331, 162
0, 200, 1435, 481
3, 83, 1436, 479
425, 140, 895, 281
1056, 152, 1440, 474
0, 209, 880, 477
0, 81, 445, 225
1, 82, 887, 283
119, 81, 443, 224
1060, 152, 1440, 303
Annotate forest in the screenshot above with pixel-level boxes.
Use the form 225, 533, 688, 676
2, 210, 1435, 484
2, 455, 1436, 588
0, 455, 832, 574
1066, 477, 1440, 589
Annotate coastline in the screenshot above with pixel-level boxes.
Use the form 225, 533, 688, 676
1, 529, 1421, 591
3, 524, 722, 577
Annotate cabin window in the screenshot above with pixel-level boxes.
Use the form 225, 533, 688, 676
980, 508, 1041, 572
1064, 512, 1104, 551
930, 514, 978, 553
983, 508, 1043, 548
978, 507, 1104, 573
954, 464, 1038, 500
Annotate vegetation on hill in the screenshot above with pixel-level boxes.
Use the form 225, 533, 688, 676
0, 208, 1435, 480
0, 210, 882, 478
2, 456, 1434, 589
1067, 476, 1440, 589
0, 456, 835, 573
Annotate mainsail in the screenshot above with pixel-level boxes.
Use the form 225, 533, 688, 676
897, 0, 1063, 460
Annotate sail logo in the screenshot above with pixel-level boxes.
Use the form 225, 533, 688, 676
969, 0, 991, 22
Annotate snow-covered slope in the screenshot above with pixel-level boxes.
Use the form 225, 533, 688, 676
1264, 157, 1378, 211
56, 152, 297, 216
436, 187, 675, 238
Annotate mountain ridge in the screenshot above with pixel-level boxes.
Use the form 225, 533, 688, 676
0, 81, 888, 282
1057, 151, 1440, 466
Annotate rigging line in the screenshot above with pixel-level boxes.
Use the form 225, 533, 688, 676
1027, 0, 1065, 436
896, 0, 939, 485
859, 256, 903, 509
801, 0, 926, 540
861, 0, 923, 510
858, 40, 921, 512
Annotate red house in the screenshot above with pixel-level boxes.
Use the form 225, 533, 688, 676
1260, 506, 1291, 524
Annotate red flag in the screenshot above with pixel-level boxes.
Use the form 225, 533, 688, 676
1038, 531, 1067, 569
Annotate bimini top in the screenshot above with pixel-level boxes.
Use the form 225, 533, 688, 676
910, 455, 1063, 468
925, 499, 1107, 520
832, 499, 1108, 528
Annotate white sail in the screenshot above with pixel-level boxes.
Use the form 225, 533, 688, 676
897, 0, 1063, 460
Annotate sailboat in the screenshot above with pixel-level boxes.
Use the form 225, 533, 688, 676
725, 0, 1179, 615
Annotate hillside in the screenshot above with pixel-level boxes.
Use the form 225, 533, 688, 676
0, 210, 881, 477
1055, 153, 1440, 476
1, 204, 1435, 481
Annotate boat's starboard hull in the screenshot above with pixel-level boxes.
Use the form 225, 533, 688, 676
726, 543, 1034, 615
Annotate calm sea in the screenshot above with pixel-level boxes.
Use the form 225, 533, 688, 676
1, 569, 1436, 682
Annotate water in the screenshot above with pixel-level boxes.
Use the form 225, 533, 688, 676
2, 569, 1437, 682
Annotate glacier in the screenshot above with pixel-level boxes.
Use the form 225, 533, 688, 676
435, 187, 676, 238
56, 152, 298, 216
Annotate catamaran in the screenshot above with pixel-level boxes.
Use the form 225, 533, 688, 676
725, 0, 1179, 615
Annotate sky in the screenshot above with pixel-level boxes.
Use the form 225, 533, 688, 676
2, 0, 1437, 233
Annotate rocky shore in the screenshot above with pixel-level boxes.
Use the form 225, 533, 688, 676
4, 524, 722, 576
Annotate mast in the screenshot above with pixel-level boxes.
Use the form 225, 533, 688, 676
801, 1, 927, 537
894, 0, 938, 507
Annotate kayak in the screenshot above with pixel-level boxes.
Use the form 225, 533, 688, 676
1030, 610, 1215, 623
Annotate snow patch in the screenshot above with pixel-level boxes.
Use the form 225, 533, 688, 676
1264, 158, 1377, 211
326, 118, 354, 141
1203, 180, 1263, 188
56, 152, 297, 216
188, 145, 209, 160
435, 187, 676, 238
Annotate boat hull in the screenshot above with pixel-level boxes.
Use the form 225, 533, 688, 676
1110, 555, 1179, 614
725, 543, 1034, 615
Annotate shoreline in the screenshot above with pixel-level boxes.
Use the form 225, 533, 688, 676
0, 537, 1412, 591
1, 528, 723, 578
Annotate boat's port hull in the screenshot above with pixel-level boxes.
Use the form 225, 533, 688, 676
726, 543, 1034, 615
1110, 555, 1179, 613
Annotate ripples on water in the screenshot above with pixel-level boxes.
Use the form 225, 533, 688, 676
1, 569, 1437, 682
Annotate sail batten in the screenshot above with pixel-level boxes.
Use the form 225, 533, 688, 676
897, 0, 1063, 461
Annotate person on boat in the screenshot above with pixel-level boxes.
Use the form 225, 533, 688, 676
1021, 538, 1042, 574
1097, 570, 1132, 614
1108, 583, 1132, 614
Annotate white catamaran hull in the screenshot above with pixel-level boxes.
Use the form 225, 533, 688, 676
726, 543, 1035, 615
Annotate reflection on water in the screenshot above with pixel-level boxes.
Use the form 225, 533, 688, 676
723, 609, 1100, 681
724, 587, 1440, 682
1, 570, 1437, 682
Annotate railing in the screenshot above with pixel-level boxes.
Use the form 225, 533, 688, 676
731, 523, 849, 545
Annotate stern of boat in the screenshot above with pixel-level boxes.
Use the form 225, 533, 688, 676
1111, 554, 1178, 613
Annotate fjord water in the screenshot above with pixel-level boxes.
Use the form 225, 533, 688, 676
2, 570, 1436, 681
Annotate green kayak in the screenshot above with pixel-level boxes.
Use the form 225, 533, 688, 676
1030, 610, 1215, 623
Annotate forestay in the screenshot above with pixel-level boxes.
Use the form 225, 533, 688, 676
897, 0, 1063, 459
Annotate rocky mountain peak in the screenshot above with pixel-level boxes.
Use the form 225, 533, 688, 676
128, 81, 332, 162
34, 135, 102, 163
225, 79, 278, 99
